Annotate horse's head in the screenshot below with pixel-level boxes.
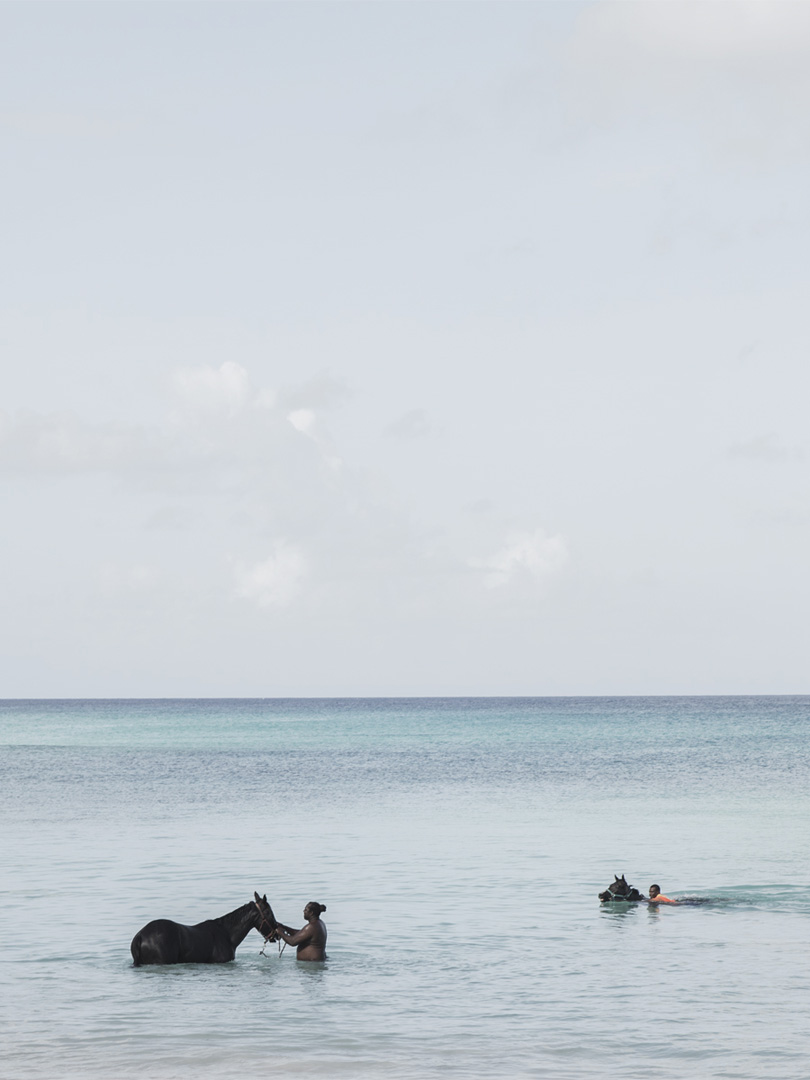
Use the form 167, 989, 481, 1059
599, 874, 642, 902
253, 892, 279, 940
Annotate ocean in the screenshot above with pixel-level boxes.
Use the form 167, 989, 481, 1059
2, 696, 809, 1079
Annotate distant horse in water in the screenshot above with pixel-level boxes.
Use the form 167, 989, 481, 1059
599, 874, 644, 903
131, 892, 278, 966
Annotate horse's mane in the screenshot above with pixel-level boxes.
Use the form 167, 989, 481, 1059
213, 901, 255, 932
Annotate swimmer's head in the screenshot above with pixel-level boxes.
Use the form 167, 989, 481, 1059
649, 885, 661, 899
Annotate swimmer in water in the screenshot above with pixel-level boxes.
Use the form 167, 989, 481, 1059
273, 901, 327, 961
648, 884, 677, 904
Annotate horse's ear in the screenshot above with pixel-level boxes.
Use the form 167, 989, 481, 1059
254, 891, 261, 902
621, 874, 627, 883
262, 895, 267, 903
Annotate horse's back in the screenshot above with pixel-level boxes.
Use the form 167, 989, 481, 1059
131, 918, 183, 966
130, 918, 236, 965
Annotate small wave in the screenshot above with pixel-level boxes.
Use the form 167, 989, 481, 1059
669, 896, 731, 906
664, 886, 809, 912
599, 888, 809, 913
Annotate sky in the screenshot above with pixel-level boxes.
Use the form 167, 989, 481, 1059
1, 1, 809, 697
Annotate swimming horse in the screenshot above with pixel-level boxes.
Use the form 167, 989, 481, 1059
598, 874, 644, 903
131, 892, 278, 965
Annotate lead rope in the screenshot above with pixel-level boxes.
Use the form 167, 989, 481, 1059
260, 936, 286, 958
254, 901, 287, 958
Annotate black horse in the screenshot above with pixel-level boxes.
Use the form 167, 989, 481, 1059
598, 874, 644, 903
131, 892, 278, 966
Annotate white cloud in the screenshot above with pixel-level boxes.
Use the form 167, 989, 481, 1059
287, 408, 316, 436
0, 366, 312, 480
233, 542, 308, 608
173, 361, 250, 417
287, 408, 343, 472
469, 528, 569, 589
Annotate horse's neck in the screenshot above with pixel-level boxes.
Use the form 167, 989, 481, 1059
217, 902, 257, 947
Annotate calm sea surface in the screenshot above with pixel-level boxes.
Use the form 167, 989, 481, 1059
2, 697, 809, 1079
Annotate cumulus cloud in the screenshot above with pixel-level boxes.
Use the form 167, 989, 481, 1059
233, 542, 308, 608
287, 409, 316, 437
2, 357, 572, 633
173, 361, 250, 417
469, 528, 569, 589
279, 373, 351, 470
0, 363, 332, 480
287, 407, 343, 472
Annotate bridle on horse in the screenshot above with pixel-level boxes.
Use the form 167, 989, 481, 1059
254, 901, 288, 957
605, 885, 638, 901
253, 901, 278, 940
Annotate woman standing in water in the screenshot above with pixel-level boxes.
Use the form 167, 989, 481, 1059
275, 902, 327, 961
